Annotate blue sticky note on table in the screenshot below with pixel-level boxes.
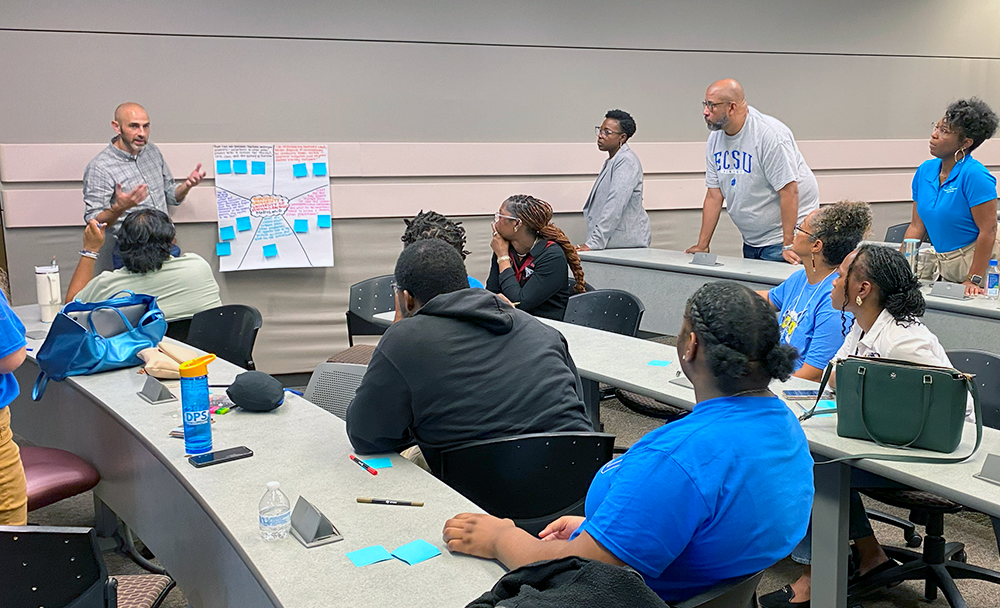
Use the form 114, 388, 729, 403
236, 216, 252, 232
391, 540, 441, 566
219, 226, 236, 241
263, 244, 278, 258
216, 242, 231, 256
317, 214, 332, 228
364, 457, 393, 469
313, 162, 327, 176
647, 360, 671, 367
294, 219, 309, 233
216, 160, 232, 174
233, 159, 248, 174
346, 545, 393, 567
292, 163, 308, 177
251, 161, 266, 175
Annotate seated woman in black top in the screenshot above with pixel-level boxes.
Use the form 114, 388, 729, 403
486, 194, 585, 320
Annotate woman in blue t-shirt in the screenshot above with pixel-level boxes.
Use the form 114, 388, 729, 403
757, 201, 871, 381
0, 275, 28, 526
442, 282, 814, 604
904, 98, 999, 296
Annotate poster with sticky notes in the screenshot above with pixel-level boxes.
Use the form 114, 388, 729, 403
213, 144, 334, 272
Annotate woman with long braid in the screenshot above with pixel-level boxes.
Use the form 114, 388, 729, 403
762, 244, 956, 608
486, 194, 585, 320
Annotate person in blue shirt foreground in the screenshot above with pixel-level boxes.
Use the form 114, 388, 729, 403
0, 273, 28, 526
443, 281, 814, 603
758, 200, 872, 381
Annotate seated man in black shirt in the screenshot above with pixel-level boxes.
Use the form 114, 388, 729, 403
346, 239, 593, 476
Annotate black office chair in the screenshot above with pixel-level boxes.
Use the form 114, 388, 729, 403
563, 289, 644, 336
568, 277, 597, 293
439, 432, 615, 536
346, 275, 395, 347
671, 568, 766, 608
884, 222, 911, 243
185, 304, 263, 370
0, 525, 174, 608
164, 317, 192, 342
851, 350, 1000, 605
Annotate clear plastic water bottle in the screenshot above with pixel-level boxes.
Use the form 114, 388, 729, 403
902, 239, 920, 276
987, 259, 999, 301
259, 481, 291, 541
179, 354, 216, 455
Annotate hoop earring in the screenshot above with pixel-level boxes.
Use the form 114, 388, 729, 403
855, 295, 863, 306
955, 147, 967, 164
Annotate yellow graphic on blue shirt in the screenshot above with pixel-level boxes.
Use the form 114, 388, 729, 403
780, 309, 800, 343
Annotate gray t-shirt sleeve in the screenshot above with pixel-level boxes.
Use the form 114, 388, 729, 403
705, 136, 721, 189
758, 130, 798, 193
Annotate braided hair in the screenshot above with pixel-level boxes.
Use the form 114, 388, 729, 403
808, 200, 872, 266
944, 98, 999, 153
503, 194, 586, 293
401, 210, 470, 260
841, 244, 925, 330
684, 281, 798, 393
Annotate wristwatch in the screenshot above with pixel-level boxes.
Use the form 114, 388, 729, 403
968, 274, 983, 286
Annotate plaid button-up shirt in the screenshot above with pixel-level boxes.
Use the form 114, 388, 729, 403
82, 138, 180, 237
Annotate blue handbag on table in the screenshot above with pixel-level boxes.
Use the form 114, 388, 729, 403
32, 291, 167, 400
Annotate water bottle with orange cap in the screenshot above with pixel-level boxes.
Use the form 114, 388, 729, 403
179, 354, 216, 455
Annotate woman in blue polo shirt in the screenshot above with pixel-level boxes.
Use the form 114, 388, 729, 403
442, 282, 814, 604
0, 275, 28, 526
904, 98, 999, 296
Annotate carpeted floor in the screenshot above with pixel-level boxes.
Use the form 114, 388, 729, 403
21, 395, 1000, 608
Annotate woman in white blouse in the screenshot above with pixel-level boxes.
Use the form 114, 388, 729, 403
762, 244, 953, 608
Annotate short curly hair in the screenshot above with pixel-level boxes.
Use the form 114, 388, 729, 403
118, 209, 175, 274
944, 98, 998, 152
401, 210, 470, 260
809, 200, 872, 267
605, 109, 636, 139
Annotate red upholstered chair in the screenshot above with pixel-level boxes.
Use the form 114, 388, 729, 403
21, 446, 100, 511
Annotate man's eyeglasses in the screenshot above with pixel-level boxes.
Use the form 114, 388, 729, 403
494, 212, 518, 222
932, 122, 956, 136
702, 100, 732, 111
390, 280, 401, 293
595, 126, 623, 137
794, 223, 815, 238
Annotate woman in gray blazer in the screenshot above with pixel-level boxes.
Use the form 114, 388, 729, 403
578, 110, 652, 251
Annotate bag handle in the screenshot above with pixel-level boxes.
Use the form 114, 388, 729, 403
799, 361, 836, 422
86, 305, 136, 335
32, 372, 49, 401
107, 290, 137, 300
857, 366, 933, 449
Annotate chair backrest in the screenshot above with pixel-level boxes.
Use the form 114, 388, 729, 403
563, 289, 645, 336
440, 432, 615, 535
884, 222, 911, 243
947, 349, 1000, 429
346, 275, 395, 345
304, 362, 368, 420
185, 304, 263, 370
568, 277, 597, 293
164, 317, 192, 342
0, 525, 110, 608
671, 569, 766, 608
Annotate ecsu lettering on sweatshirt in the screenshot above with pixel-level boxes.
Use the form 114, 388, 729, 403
713, 150, 753, 174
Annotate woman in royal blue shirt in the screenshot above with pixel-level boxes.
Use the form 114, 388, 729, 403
904, 98, 999, 296
442, 282, 814, 604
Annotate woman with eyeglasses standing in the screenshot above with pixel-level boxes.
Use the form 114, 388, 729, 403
576, 109, 651, 252
487, 194, 585, 320
904, 98, 999, 296
755, 201, 872, 381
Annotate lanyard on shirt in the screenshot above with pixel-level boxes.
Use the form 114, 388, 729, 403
510, 241, 555, 283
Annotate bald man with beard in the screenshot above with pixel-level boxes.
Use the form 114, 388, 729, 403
686, 79, 819, 264
83, 102, 206, 268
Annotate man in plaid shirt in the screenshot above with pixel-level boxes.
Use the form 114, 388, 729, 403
83, 102, 206, 267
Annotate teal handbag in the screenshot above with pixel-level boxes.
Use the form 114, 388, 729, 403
801, 356, 982, 464
32, 291, 167, 400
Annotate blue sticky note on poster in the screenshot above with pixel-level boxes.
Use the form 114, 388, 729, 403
292, 163, 308, 177
294, 219, 309, 233
313, 162, 327, 176
236, 216, 252, 232
216, 160, 232, 174
251, 161, 266, 175
233, 160, 248, 174
647, 360, 671, 367
216, 242, 231, 256
391, 540, 441, 566
219, 226, 236, 241
317, 214, 332, 228
263, 244, 278, 258
347, 545, 393, 567
364, 457, 393, 469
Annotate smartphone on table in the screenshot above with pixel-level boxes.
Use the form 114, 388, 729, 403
188, 446, 253, 468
